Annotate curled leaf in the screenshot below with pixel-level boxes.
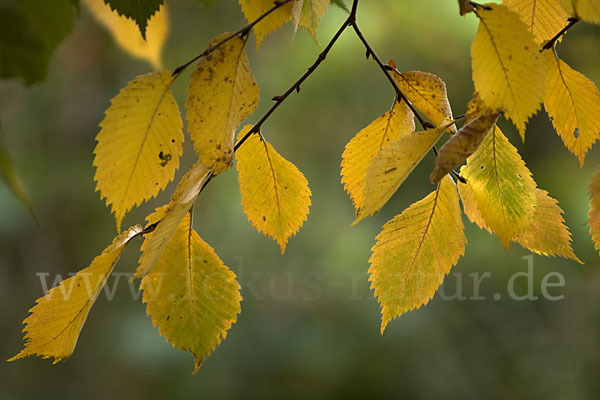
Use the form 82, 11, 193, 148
430, 112, 500, 183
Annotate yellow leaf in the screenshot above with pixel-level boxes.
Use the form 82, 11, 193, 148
514, 189, 582, 262
369, 176, 466, 333
457, 175, 492, 232
186, 33, 260, 174
341, 100, 415, 215
9, 225, 142, 363
142, 213, 241, 373
561, 0, 600, 24
358, 124, 450, 223
390, 66, 456, 132
471, 3, 545, 138
461, 125, 537, 248
83, 0, 168, 69
430, 112, 500, 183
543, 50, 600, 166
589, 167, 600, 254
135, 162, 212, 278
461, 182, 581, 262
239, 0, 293, 48
236, 126, 311, 253
465, 92, 495, 123
503, 0, 569, 44
298, 0, 330, 42
94, 70, 183, 232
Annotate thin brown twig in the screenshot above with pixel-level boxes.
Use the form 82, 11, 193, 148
541, 17, 580, 51
234, 0, 359, 150
350, 22, 432, 130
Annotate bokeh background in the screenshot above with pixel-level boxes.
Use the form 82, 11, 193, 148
1, 0, 600, 398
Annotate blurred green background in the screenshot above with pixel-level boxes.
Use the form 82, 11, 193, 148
1, 0, 600, 398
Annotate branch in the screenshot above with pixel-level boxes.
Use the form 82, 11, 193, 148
541, 17, 580, 51
350, 22, 432, 130
172, 0, 293, 76
349, 18, 467, 183
234, 0, 359, 151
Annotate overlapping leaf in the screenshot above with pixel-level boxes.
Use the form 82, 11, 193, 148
514, 189, 581, 262
471, 3, 545, 138
590, 168, 600, 254
236, 126, 311, 253
561, 0, 600, 24
239, 0, 293, 48
103, 0, 163, 38
390, 66, 456, 132
430, 112, 500, 183
369, 176, 465, 333
135, 162, 212, 278
94, 70, 184, 232
186, 33, 259, 174
341, 100, 415, 215
358, 124, 451, 223
84, 0, 168, 69
460, 125, 537, 248
298, 0, 330, 42
504, 0, 570, 44
461, 182, 580, 261
142, 213, 241, 373
9, 225, 142, 363
543, 50, 600, 166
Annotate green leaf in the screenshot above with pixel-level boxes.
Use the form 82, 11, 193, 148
0, 0, 76, 85
0, 126, 37, 223
103, 0, 163, 39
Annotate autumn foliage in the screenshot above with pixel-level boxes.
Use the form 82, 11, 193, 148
7, 0, 600, 372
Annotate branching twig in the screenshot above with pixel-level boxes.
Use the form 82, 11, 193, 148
541, 17, 580, 51
172, 0, 293, 76
350, 22, 432, 130
234, 0, 359, 150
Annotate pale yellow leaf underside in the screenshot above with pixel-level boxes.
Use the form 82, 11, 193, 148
359, 124, 450, 223
298, 0, 330, 42
589, 168, 600, 254
135, 162, 212, 278
94, 70, 184, 232
10, 225, 142, 363
291, 0, 303, 33
561, 0, 600, 24
503, 0, 570, 44
461, 126, 537, 248
236, 126, 312, 253
83, 0, 168, 69
369, 176, 465, 333
471, 4, 545, 138
186, 33, 259, 174
543, 51, 600, 166
142, 213, 241, 373
341, 100, 415, 215
431, 113, 500, 183
239, 0, 293, 48
390, 67, 456, 132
